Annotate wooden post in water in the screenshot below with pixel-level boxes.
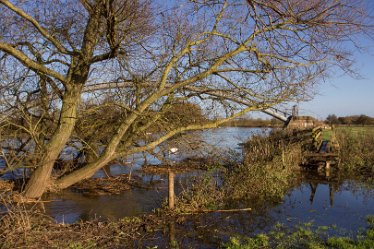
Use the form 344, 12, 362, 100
325, 161, 331, 177
168, 170, 175, 210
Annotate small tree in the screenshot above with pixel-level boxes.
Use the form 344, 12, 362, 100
0, 0, 372, 199
326, 114, 339, 125
355, 115, 371, 126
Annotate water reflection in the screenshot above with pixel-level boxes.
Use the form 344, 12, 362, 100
272, 170, 374, 232
309, 182, 336, 206
44, 171, 201, 223
136, 170, 374, 248
45, 187, 166, 223
44, 168, 374, 247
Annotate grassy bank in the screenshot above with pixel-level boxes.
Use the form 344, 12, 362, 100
226, 131, 303, 204
335, 126, 374, 178
225, 216, 374, 249
176, 130, 303, 212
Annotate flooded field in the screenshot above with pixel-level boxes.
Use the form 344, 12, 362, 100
42, 127, 263, 222
44, 169, 374, 247
1, 126, 374, 248
22, 127, 373, 248
137, 179, 374, 248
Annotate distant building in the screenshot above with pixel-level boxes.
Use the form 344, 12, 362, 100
287, 116, 323, 130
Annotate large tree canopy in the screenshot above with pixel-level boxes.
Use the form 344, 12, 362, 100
0, 0, 372, 199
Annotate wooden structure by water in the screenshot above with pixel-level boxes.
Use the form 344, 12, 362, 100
301, 127, 340, 172
261, 107, 340, 171
302, 152, 339, 168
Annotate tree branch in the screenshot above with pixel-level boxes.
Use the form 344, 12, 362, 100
0, 42, 67, 84
79, 0, 93, 13
0, 0, 70, 55
115, 104, 265, 157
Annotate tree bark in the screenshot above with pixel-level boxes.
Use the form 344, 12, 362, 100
23, 86, 82, 199
55, 155, 111, 189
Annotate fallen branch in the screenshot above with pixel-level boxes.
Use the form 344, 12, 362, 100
182, 207, 251, 214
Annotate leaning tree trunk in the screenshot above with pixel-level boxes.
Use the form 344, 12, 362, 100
23, 87, 81, 199
54, 113, 143, 189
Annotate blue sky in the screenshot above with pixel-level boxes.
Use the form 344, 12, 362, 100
297, 44, 374, 119
296, 1, 374, 119
253, 47, 374, 120
163, 0, 374, 120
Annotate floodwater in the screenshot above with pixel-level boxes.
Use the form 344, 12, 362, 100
2, 127, 374, 248
44, 169, 374, 248
43, 127, 265, 223
125, 169, 373, 249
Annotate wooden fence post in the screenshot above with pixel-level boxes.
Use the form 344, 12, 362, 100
168, 170, 175, 210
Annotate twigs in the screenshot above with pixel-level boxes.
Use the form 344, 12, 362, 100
181, 207, 252, 215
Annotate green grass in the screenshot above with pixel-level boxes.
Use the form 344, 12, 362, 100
334, 125, 374, 177
320, 126, 374, 142
321, 129, 333, 141
224, 216, 374, 249
336, 125, 374, 134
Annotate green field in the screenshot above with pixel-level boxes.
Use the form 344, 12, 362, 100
321, 129, 333, 141
335, 125, 374, 134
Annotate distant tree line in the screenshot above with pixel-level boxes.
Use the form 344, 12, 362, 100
325, 114, 374, 125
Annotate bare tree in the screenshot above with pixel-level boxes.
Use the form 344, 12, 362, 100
0, 0, 372, 199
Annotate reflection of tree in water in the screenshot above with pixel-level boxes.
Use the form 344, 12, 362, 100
44, 187, 166, 223
138, 210, 281, 249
